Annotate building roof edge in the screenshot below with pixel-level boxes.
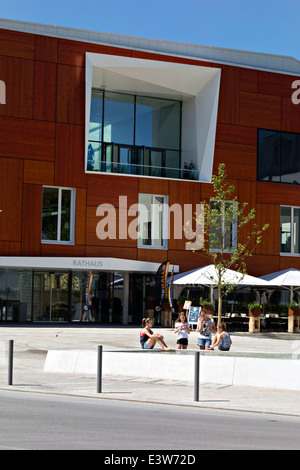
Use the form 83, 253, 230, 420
1, 17, 300, 76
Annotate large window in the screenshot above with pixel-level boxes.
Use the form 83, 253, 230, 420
87, 90, 181, 178
280, 206, 300, 255
258, 129, 300, 185
209, 200, 238, 252
41, 187, 75, 244
138, 194, 168, 249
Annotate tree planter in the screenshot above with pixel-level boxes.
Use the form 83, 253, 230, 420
249, 308, 261, 317
288, 308, 300, 333
248, 308, 261, 333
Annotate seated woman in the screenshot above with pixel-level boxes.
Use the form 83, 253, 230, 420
140, 318, 172, 351
209, 323, 232, 351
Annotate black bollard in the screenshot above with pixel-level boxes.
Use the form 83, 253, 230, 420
194, 351, 200, 401
97, 345, 103, 393
8, 340, 14, 386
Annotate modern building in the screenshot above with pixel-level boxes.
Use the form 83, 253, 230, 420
0, 18, 299, 324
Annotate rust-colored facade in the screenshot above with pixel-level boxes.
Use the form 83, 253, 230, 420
0, 20, 299, 323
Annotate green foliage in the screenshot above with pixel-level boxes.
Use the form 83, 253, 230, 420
185, 163, 269, 322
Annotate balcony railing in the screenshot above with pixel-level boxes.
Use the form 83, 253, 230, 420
87, 160, 199, 181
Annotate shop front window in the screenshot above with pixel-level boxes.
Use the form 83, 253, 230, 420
0, 269, 32, 322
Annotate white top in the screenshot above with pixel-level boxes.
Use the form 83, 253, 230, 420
175, 322, 189, 340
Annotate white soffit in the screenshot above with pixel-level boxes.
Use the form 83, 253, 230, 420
87, 52, 220, 101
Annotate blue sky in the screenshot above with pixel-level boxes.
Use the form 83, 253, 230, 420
1, 0, 299, 60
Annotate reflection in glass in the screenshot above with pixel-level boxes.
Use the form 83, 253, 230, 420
281, 132, 300, 184
41, 187, 58, 241
280, 206, 291, 253
135, 96, 180, 149
89, 90, 103, 142
103, 92, 134, 145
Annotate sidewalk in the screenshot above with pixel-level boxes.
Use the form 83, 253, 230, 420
0, 325, 300, 416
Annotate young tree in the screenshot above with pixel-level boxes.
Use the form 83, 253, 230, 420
186, 163, 269, 323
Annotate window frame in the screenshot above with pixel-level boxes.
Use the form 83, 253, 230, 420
137, 194, 169, 250
41, 186, 76, 245
280, 205, 300, 256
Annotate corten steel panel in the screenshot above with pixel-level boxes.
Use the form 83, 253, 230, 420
138, 177, 169, 195
239, 91, 282, 129
168, 180, 201, 251
0, 241, 21, 256
216, 123, 257, 146
255, 203, 280, 256
55, 123, 86, 188
87, 174, 139, 207
258, 71, 299, 98
40, 243, 85, 257
132, 50, 214, 68
217, 65, 239, 125
56, 64, 85, 125
21, 184, 42, 256
34, 61, 57, 121
168, 249, 212, 274
86, 205, 137, 248
213, 142, 257, 181
239, 68, 258, 93
58, 38, 132, 67
280, 256, 300, 271
75, 188, 87, 246
0, 28, 34, 59
0, 55, 34, 119
0, 116, 55, 160
34, 35, 58, 63
137, 248, 169, 265
85, 245, 138, 260
245, 254, 280, 277
237, 180, 257, 251
24, 160, 54, 185
257, 182, 300, 206
282, 96, 300, 133
0, 157, 23, 242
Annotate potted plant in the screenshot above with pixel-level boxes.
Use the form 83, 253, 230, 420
248, 302, 262, 317
199, 297, 214, 314
287, 301, 300, 316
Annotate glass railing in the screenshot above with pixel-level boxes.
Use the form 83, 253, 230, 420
86, 160, 199, 181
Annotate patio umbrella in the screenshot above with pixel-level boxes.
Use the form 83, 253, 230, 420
260, 268, 300, 302
173, 264, 269, 287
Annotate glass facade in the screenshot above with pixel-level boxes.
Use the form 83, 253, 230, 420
0, 269, 150, 324
258, 129, 300, 185
87, 90, 186, 179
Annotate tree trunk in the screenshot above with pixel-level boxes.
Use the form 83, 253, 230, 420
217, 286, 222, 324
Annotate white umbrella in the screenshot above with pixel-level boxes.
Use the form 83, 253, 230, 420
173, 264, 269, 286
260, 268, 300, 302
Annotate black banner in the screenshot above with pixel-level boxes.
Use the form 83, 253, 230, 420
154, 261, 170, 312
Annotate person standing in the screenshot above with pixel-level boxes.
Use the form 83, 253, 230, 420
174, 312, 190, 349
197, 308, 216, 350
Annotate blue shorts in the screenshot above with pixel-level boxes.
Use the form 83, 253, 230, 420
143, 342, 154, 350
197, 337, 212, 347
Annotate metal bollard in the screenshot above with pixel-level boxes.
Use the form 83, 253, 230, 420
97, 345, 103, 393
194, 351, 200, 401
8, 340, 14, 386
